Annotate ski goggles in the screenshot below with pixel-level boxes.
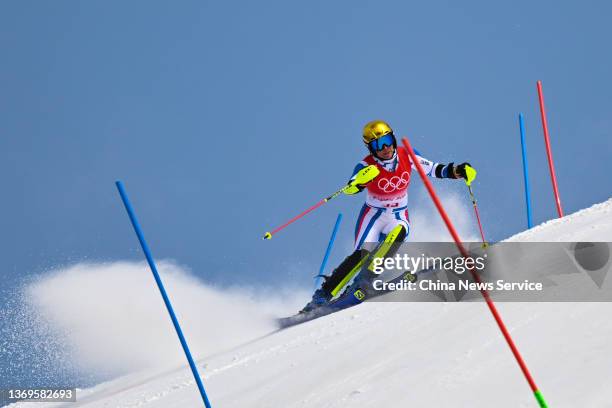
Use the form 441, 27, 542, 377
368, 133, 396, 151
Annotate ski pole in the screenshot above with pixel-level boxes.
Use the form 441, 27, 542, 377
263, 165, 379, 240
263, 186, 345, 240
400, 137, 549, 408
466, 184, 488, 248
459, 164, 488, 247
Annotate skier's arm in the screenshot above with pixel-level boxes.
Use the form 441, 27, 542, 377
345, 161, 368, 195
412, 151, 475, 182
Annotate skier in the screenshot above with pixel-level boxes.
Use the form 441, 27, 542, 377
301, 120, 476, 312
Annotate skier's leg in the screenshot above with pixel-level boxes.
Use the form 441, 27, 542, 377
332, 210, 408, 297
379, 208, 410, 248
320, 248, 370, 295
361, 221, 407, 279
300, 248, 370, 312
325, 206, 387, 297
349, 209, 410, 286
340, 222, 408, 302
300, 206, 384, 313
337, 211, 413, 303
354, 205, 385, 251
330, 220, 408, 301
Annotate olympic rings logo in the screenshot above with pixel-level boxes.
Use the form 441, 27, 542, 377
377, 171, 410, 193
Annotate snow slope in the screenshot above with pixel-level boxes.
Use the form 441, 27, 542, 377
11, 198, 612, 408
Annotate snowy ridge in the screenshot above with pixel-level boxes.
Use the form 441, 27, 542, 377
507, 197, 612, 242
11, 198, 612, 408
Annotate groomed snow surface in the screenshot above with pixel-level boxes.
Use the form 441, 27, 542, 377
10, 198, 612, 408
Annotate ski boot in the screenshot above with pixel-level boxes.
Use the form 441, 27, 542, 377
300, 223, 408, 312
299, 287, 330, 313
344, 224, 410, 302
299, 248, 370, 313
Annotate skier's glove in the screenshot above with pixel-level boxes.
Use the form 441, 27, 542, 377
344, 181, 367, 195
344, 164, 380, 195
454, 162, 477, 186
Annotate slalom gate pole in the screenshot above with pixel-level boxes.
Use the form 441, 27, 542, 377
536, 80, 564, 218
519, 113, 534, 228
400, 138, 549, 408
314, 213, 343, 291
115, 181, 213, 408
466, 185, 488, 247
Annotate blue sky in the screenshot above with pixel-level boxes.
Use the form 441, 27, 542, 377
2, 0, 611, 293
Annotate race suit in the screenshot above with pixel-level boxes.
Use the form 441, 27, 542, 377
351, 146, 455, 249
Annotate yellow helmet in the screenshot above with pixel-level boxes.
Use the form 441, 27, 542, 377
362, 120, 393, 144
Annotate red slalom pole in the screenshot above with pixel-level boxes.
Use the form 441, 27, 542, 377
400, 137, 549, 407
537, 80, 564, 218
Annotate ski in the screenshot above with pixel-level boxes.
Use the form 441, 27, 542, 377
277, 268, 429, 329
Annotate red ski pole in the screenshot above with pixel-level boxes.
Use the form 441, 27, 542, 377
262, 193, 337, 240
263, 165, 379, 240
466, 184, 488, 247
400, 137, 548, 408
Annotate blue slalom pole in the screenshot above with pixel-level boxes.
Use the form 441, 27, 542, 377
115, 181, 212, 408
314, 213, 343, 291
518, 113, 533, 229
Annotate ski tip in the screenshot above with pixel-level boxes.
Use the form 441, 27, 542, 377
276, 314, 316, 329
263, 232, 272, 240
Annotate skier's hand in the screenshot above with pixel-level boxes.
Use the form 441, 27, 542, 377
344, 165, 379, 195
344, 181, 367, 195
454, 163, 477, 186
